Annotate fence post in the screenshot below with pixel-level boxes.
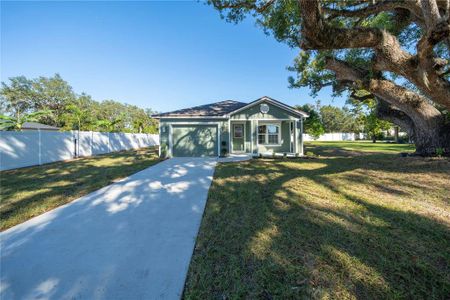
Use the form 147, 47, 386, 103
78, 130, 81, 157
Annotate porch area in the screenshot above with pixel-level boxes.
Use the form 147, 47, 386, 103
228, 119, 303, 156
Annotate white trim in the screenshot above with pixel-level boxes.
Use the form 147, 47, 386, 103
168, 125, 173, 157
294, 120, 298, 154
256, 120, 259, 150
218, 124, 221, 156
252, 118, 296, 121
289, 121, 293, 153
230, 118, 297, 121
228, 119, 231, 154
158, 121, 161, 156
228, 97, 308, 118
257, 122, 282, 146
300, 117, 304, 155
168, 121, 221, 125
250, 120, 254, 154
154, 116, 228, 120
230, 121, 246, 154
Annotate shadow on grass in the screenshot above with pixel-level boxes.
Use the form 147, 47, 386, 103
184, 153, 450, 299
0, 147, 161, 230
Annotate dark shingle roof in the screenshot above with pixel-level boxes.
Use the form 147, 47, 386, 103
153, 100, 247, 118
22, 122, 60, 130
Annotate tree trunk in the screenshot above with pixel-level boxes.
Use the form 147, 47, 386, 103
413, 122, 450, 155
325, 58, 450, 156
394, 126, 399, 143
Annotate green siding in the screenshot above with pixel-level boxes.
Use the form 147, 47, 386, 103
158, 119, 227, 157
256, 121, 291, 153
157, 101, 305, 157
230, 101, 299, 120
245, 120, 251, 153
172, 125, 218, 157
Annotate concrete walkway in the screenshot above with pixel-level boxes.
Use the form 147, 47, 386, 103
0, 158, 217, 300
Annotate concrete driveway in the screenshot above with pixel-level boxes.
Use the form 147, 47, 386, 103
0, 157, 217, 300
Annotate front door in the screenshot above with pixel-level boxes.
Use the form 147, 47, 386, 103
232, 123, 245, 153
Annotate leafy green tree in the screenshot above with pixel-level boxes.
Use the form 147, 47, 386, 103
364, 113, 392, 143
96, 117, 123, 132
0, 110, 53, 131
209, 0, 450, 155
32, 74, 76, 126
1, 74, 159, 133
320, 105, 360, 133
0, 76, 35, 120
295, 104, 324, 139
61, 94, 98, 131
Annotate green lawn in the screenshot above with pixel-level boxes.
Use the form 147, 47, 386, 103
0, 147, 162, 231
306, 141, 415, 156
184, 141, 450, 299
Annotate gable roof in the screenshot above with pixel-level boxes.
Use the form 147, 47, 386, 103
229, 96, 309, 118
152, 100, 247, 118
152, 96, 309, 119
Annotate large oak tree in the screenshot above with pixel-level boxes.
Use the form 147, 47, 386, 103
210, 0, 450, 155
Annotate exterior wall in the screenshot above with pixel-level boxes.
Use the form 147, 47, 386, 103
159, 118, 228, 157
229, 100, 304, 155
230, 100, 299, 120
159, 101, 306, 157
255, 121, 292, 153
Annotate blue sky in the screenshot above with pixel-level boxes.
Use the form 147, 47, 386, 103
1, 1, 345, 113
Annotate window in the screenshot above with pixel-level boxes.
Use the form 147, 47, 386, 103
258, 125, 266, 144
258, 123, 280, 145
233, 124, 243, 138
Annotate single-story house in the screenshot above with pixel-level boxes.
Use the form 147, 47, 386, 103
152, 96, 309, 157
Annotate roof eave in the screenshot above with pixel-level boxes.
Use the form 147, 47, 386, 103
151, 115, 229, 119
227, 96, 309, 118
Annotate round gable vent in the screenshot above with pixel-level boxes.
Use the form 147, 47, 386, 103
260, 103, 270, 114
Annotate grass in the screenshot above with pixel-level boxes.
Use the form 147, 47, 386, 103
0, 147, 162, 231
184, 141, 450, 299
308, 141, 415, 156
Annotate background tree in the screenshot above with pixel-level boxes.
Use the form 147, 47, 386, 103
210, 0, 450, 155
0, 74, 159, 133
96, 114, 124, 132
295, 103, 325, 138
0, 76, 35, 121
320, 105, 360, 133
364, 112, 392, 143
0, 110, 53, 131
32, 74, 76, 126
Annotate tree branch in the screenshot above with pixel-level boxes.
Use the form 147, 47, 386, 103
299, 0, 383, 50
350, 90, 374, 102
323, 0, 424, 23
324, 57, 443, 128
212, 0, 275, 13
375, 98, 415, 137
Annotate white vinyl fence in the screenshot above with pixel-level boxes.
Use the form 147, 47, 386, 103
303, 132, 357, 142
0, 131, 159, 171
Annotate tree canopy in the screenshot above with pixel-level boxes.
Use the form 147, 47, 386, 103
0, 74, 158, 133
210, 0, 450, 155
